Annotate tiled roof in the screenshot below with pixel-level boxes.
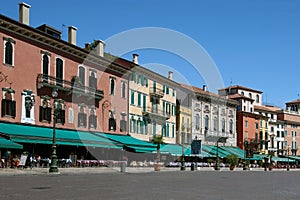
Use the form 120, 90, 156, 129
227, 94, 254, 101
286, 99, 300, 105
220, 85, 263, 94
254, 105, 281, 113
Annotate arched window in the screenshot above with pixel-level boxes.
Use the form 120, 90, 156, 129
229, 119, 233, 133
256, 94, 260, 103
89, 71, 97, 89
110, 78, 115, 95
249, 93, 252, 99
213, 117, 218, 131
56, 58, 63, 86
42, 54, 49, 75
78, 66, 85, 86
5, 42, 13, 65
204, 115, 209, 130
241, 91, 244, 96
222, 118, 226, 132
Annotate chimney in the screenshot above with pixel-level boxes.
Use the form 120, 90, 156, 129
19, 2, 30, 25
132, 53, 139, 64
68, 26, 77, 45
95, 40, 105, 57
168, 71, 173, 80
203, 85, 207, 91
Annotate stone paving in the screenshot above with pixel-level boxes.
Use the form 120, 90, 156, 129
0, 166, 298, 175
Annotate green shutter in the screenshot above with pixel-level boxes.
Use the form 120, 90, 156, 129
172, 124, 175, 138
145, 78, 148, 87
138, 93, 141, 107
143, 95, 146, 112
153, 82, 156, 92
131, 91, 135, 105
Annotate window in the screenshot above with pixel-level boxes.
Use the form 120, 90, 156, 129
172, 124, 175, 138
68, 108, 74, 124
256, 94, 260, 103
121, 82, 126, 98
213, 117, 218, 131
255, 123, 259, 129
153, 82, 156, 92
277, 131, 280, 138
78, 106, 87, 128
292, 131, 297, 137
130, 116, 134, 133
39, 105, 51, 123
137, 92, 141, 107
152, 121, 156, 136
249, 93, 252, 99
130, 90, 135, 105
245, 120, 248, 128
55, 105, 65, 125
1, 92, 16, 118
4, 39, 15, 66
88, 108, 97, 129
24, 96, 33, 118
108, 111, 116, 131
205, 115, 209, 130
42, 54, 49, 77
172, 89, 176, 97
143, 95, 146, 112
229, 119, 233, 133
222, 118, 225, 132
241, 91, 244, 96
120, 119, 127, 132
195, 114, 200, 130
110, 77, 115, 95
56, 58, 63, 87
89, 71, 97, 89
78, 66, 85, 86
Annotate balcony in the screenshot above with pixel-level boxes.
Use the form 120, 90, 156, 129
149, 87, 164, 98
37, 74, 104, 101
142, 106, 170, 124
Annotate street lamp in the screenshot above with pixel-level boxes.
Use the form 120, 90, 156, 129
49, 89, 60, 173
215, 138, 220, 171
287, 145, 290, 171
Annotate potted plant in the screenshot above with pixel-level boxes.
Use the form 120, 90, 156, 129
226, 154, 239, 171
151, 135, 164, 171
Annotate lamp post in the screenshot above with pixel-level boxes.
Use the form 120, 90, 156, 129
49, 89, 59, 173
287, 145, 290, 171
215, 138, 220, 171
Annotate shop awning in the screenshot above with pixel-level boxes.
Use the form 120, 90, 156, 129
98, 133, 157, 153
159, 144, 191, 156
272, 156, 296, 163
220, 146, 245, 159
0, 122, 120, 149
0, 137, 23, 149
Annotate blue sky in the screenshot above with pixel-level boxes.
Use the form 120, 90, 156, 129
1, 0, 300, 107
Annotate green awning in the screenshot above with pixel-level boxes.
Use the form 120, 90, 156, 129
98, 133, 157, 153
159, 144, 191, 156
0, 122, 120, 149
0, 137, 23, 149
271, 156, 295, 163
220, 146, 245, 159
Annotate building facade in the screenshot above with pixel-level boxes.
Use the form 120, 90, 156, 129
0, 4, 130, 139
277, 100, 300, 156
128, 55, 178, 144
178, 84, 238, 146
219, 85, 263, 150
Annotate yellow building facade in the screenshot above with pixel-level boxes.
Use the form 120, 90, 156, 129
128, 61, 178, 144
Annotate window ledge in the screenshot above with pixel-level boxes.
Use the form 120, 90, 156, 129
3, 63, 14, 68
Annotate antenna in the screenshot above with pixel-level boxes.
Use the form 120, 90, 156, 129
61, 24, 66, 39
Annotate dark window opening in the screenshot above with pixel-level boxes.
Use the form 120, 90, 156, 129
110, 78, 115, 95
1, 99, 16, 118
5, 42, 13, 65
89, 72, 97, 89
78, 66, 85, 87
109, 117, 116, 131
39, 106, 52, 123
120, 120, 127, 132
78, 112, 87, 128
56, 58, 63, 87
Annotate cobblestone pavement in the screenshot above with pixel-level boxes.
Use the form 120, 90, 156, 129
0, 166, 298, 175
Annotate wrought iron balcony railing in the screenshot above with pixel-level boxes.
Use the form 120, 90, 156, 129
37, 74, 104, 100
142, 106, 170, 120
149, 87, 164, 98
